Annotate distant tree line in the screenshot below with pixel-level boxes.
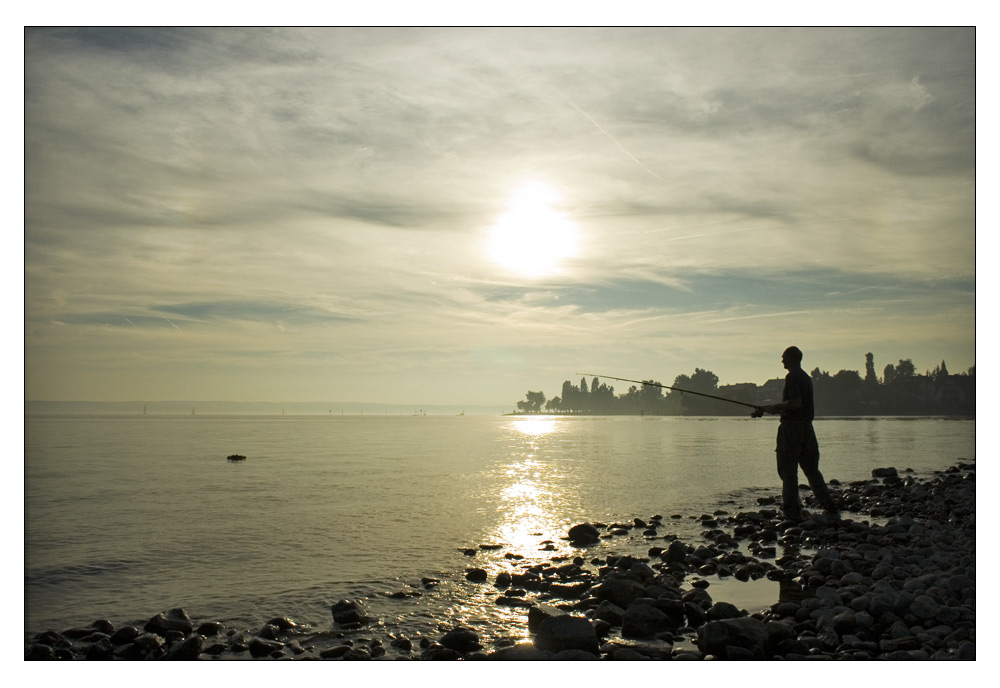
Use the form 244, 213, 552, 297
514, 353, 975, 417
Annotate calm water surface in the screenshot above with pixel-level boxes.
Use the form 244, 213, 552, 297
25, 414, 974, 641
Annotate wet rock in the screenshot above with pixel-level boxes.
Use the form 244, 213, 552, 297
330, 599, 369, 626
696, 617, 769, 659
248, 637, 284, 658
465, 568, 488, 583
553, 648, 600, 660
706, 601, 742, 621
266, 617, 297, 631
166, 634, 204, 660
621, 603, 673, 639
421, 644, 462, 660
145, 608, 194, 636
534, 614, 599, 654
488, 643, 552, 660
194, 621, 222, 637
592, 576, 648, 608
25, 643, 56, 660
568, 523, 601, 545
439, 627, 481, 654
85, 638, 114, 660
109, 625, 140, 646
319, 644, 352, 658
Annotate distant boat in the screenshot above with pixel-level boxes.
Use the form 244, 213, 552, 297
227, 454, 246, 462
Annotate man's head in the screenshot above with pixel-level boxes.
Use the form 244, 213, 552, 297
782, 346, 803, 370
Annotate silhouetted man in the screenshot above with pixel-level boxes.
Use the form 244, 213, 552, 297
751, 346, 838, 520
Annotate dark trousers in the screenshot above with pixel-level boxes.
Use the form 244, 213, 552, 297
776, 421, 835, 514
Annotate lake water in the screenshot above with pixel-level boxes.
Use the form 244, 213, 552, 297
25, 414, 975, 644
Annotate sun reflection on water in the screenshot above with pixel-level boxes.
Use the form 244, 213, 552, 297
445, 416, 586, 641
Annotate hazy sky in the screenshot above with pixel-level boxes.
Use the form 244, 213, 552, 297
25, 27, 976, 407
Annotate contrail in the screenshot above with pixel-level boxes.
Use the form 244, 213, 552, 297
163, 317, 181, 330
124, 317, 138, 327
568, 99, 670, 184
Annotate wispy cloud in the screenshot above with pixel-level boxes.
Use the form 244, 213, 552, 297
25, 27, 975, 404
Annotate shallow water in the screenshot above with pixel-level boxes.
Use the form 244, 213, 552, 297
25, 414, 974, 640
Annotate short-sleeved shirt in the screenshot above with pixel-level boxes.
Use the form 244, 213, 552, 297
781, 368, 814, 423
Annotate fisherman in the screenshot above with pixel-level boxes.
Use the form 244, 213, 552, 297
752, 346, 839, 521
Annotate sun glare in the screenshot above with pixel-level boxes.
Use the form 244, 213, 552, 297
487, 181, 579, 277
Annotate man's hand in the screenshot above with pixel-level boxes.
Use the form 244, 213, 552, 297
751, 406, 765, 419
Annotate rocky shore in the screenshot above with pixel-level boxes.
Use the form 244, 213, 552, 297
25, 460, 975, 660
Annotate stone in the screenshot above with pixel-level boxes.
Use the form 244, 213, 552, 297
257, 623, 280, 640
249, 637, 284, 658
568, 523, 602, 545
621, 603, 674, 638
331, 599, 369, 626
319, 645, 352, 658
144, 608, 194, 636
488, 643, 552, 660
85, 638, 114, 660
696, 617, 769, 659
527, 603, 565, 632
25, 644, 56, 660
196, 622, 223, 637
439, 627, 481, 654
535, 614, 599, 654
552, 649, 600, 660
706, 601, 742, 621
593, 576, 648, 607
109, 625, 140, 646
167, 634, 204, 660
465, 567, 488, 583
593, 600, 625, 626
910, 594, 941, 621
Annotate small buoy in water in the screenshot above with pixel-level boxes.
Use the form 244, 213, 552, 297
227, 454, 246, 461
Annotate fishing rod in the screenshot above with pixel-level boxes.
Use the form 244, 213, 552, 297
576, 373, 759, 409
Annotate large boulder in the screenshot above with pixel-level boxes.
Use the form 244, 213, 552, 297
534, 614, 599, 655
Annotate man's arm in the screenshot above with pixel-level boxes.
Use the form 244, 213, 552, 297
751, 374, 803, 418
755, 397, 801, 416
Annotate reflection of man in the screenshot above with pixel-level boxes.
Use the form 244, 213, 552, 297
752, 346, 839, 520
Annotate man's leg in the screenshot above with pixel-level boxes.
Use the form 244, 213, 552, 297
798, 425, 837, 512
776, 425, 803, 518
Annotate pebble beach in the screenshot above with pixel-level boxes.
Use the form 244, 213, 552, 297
25, 460, 975, 661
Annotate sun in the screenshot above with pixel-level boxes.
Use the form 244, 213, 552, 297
487, 181, 579, 277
